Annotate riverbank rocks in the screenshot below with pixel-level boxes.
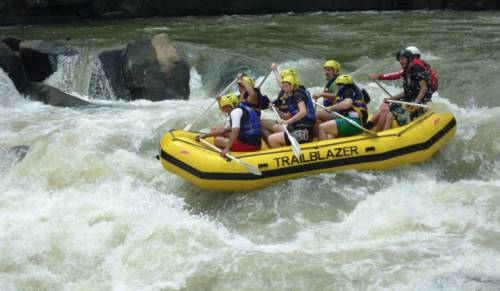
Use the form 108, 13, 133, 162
0, 42, 26, 90
23, 82, 91, 107
122, 33, 190, 101
19, 40, 77, 82
1, 0, 500, 25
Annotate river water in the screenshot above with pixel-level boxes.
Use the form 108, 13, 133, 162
1, 10, 500, 290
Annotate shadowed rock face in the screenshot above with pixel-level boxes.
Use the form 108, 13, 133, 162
1, 36, 22, 51
23, 82, 91, 107
122, 33, 190, 101
0, 42, 26, 90
19, 40, 77, 82
0, 0, 498, 25
92, 48, 130, 100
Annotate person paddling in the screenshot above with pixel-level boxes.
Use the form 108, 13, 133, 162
366, 46, 438, 131
368, 46, 425, 82
237, 74, 271, 117
317, 74, 369, 140
267, 74, 316, 148
312, 59, 342, 137
368, 49, 433, 131
260, 65, 300, 141
196, 93, 262, 155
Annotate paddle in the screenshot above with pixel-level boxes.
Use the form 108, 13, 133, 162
373, 80, 448, 113
198, 138, 262, 176
183, 77, 238, 131
312, 100, 377, 136
373, 79, 394, 98
386, 100, 448, 114
256, 70, 272, 89
271, 105, 301, 158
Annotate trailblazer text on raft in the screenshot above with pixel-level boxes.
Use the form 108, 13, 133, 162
273, 146, 359, 167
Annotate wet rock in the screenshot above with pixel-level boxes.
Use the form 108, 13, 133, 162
1, 36, 22, 51
19, 40, 77, 82
23, 82, 91, 107
122, 33, 190, 101
92, 48, 130, 99
8, 145, 30, 162
0, 42, 26, 90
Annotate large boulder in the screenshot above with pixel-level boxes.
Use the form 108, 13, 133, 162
122, 33, 190, 101
1, 36, 22, 51
19, 40, 77, 82
90, 47, 130, 99
0, 42, 26, 90
23, 82, 91, 107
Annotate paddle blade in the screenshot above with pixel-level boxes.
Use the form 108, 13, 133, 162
289, 136, 301, 158
236, 159, 262, 176
427, 102, 449, 114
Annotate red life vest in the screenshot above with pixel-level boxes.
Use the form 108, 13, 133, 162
411, 58, 439, 93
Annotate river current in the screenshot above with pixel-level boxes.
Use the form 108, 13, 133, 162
1, 10, 500, 290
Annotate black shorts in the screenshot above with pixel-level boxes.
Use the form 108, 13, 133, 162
284, 123, 314, 145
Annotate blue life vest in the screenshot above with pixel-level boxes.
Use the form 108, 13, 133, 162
273, 90, 290, 113
287, 86, 316, 126
240, 89, 271, 117
323, 76, 337, 107
335, 84, 369, 124
231, 104, 262, 146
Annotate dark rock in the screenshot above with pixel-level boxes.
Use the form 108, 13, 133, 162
118, 0, 145, 16
23, 82, 91, 107
122, 33, 190, 101
429, 0, 445, 9
100, 10, 127, 20
25, 0, 90, 8
0, 42, 26, 90
90, 48, 130, 99
19, 40, 77, 82
8, 145, 30, 162
1, 36, 22, 51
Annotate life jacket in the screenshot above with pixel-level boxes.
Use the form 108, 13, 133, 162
323, 76, 337, 107
230, 104, 262, 146
240, 89, 271, 117
273, 90, 290, 113
412, 58, 438, 93
334, 84, 369, 125
287, 86, 316, 126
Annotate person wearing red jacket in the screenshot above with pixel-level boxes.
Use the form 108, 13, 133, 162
366, 48, 433, 131
368, 46, 422, 82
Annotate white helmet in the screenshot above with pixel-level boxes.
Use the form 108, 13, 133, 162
406, 46, 421, 56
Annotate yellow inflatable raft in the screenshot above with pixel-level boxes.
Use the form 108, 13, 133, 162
159, 111, 456, 191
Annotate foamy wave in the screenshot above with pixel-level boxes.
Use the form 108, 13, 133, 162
0, 68, 25, 107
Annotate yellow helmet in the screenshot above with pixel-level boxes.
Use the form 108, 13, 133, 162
323, 60, 341, 73
335, 74, 354, 85
279, 68, 298, 80
281, 75, 298, 90
219, 93, 239, 108
238, 76, 255, 88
